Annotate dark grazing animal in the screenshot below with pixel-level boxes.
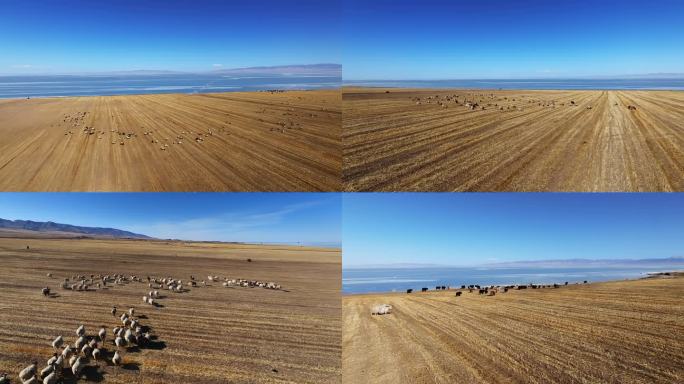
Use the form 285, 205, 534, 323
406, 289, 413, 294
421, 287, 428, 292
455, 291, 462, 297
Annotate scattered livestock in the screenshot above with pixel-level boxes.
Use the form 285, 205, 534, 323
406, 289, 413, 294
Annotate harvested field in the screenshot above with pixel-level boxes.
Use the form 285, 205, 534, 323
343, 275, 684, 384
0, 237, 341, 383
343, 88, 684, 191
0, 90, 341, 191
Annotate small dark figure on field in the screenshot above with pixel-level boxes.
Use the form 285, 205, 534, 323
247, 258, 252, 262
455, 291, 462, 297
26, 245, 30, 250
406, 289, 413, 294
565, 282, 569, 285
584, 280, 588, 284
42, 287, 50, 297
421, 287, 428, 292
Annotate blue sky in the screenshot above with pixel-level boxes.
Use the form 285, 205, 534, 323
0, 0, 340, 75
343, 0, 684, 79
0, 193, 341, 245
343, 193, 684, 266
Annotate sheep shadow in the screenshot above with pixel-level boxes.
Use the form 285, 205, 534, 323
122, 362, 140, 371
146, 340, 167, 350
137, 314, 148, 319
61, 366, 105, 383
47, 292, 61, 298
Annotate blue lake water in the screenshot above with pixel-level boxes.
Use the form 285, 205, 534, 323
0, 74, 341, 98
344, 78, 684, 90
343, 266, 683, 294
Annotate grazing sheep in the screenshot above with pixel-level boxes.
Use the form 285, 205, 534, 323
81, 344, 92, 358
71, 357, 84, 377
61, 345, 73, 360
46, 273, 52, 278
98, 327, 106, 342
68, 355, 77, 368
74, 336, 86, 351
455, 291, 462, 297
92, 347, 101, 361
112, 351, 122, 366
19, 362, 37, 382
128, 308, 135, 316
38, 364, 53, 379
0, 373, 8, 384
111, 306, 117, 316
115, 336, 125, 349
42, 368, 58, 384
76, 325, 85, 337
51, 335, 63, 349
41, 287, 50, 297
406, 289, 412, 293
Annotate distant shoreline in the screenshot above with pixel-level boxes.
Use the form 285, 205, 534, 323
343, 270, 684, 296
0, 86, 342, 101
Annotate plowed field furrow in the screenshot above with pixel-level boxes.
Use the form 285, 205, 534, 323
0, 237, 341, 383
343, 88, 684, 191
0, 90, 341, 191
343, 275, 684, 384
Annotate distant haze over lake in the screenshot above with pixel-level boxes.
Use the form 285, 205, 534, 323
344, 78, 684, 90
0, 64, 341, 98
343, 257, 684, 294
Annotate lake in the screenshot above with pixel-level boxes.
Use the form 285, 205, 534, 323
0, 74, 341, 98
343, 266, 683, 294
344, 78, 684, 90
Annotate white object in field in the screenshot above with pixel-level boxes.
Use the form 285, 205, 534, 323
371, 304, 393, 315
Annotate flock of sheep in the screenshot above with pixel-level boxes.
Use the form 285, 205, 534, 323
4, 270, 284, 384
408, 92, 639, 113
12, 310, 151, 384
58, 111, 224, 151
371, 281, 591, 316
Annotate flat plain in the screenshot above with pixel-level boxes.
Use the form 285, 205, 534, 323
0, 90, 341, 191
343, 88, 684, 191
343, 275, 684, 384
0, 236, 341, 383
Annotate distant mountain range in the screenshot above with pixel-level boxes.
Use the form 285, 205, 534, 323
0, 218, 151, 239
485, 257, 684, 268
1, 64, 342, 77
212, 63, 341, 76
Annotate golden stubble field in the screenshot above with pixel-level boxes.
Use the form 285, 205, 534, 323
343, 275, 684, 384
343, 88, 684, 191
0, 90, 341, 191
0, 236, 341, 383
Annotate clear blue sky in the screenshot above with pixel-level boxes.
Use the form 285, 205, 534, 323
0, 193, 341, 245
0, 0, 340, 74
343, 193, 684, 266
343, 0, 684, 80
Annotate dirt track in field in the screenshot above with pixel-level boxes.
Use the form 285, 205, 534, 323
0, 90, 341, 191
343, 88, 684, 191
0, 237, 341, 383
342, 275, 684, 384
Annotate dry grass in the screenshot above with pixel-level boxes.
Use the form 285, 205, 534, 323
343, 275, 684, 384
0, 237, 341, 383
0, 90, 341, 191
343, 88, 684, 191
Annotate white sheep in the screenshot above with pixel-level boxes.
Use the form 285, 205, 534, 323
42, 367, 58, 384
74, 336, 86, 351
112, 350, 122, 366
115, 336, 125, 349
98, 327, 106, 342
19, 362, 37, 381
71, 356, 84, 377
51, 335, 63, 349
76, 325, 85, 337
92, 347, 101, 361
